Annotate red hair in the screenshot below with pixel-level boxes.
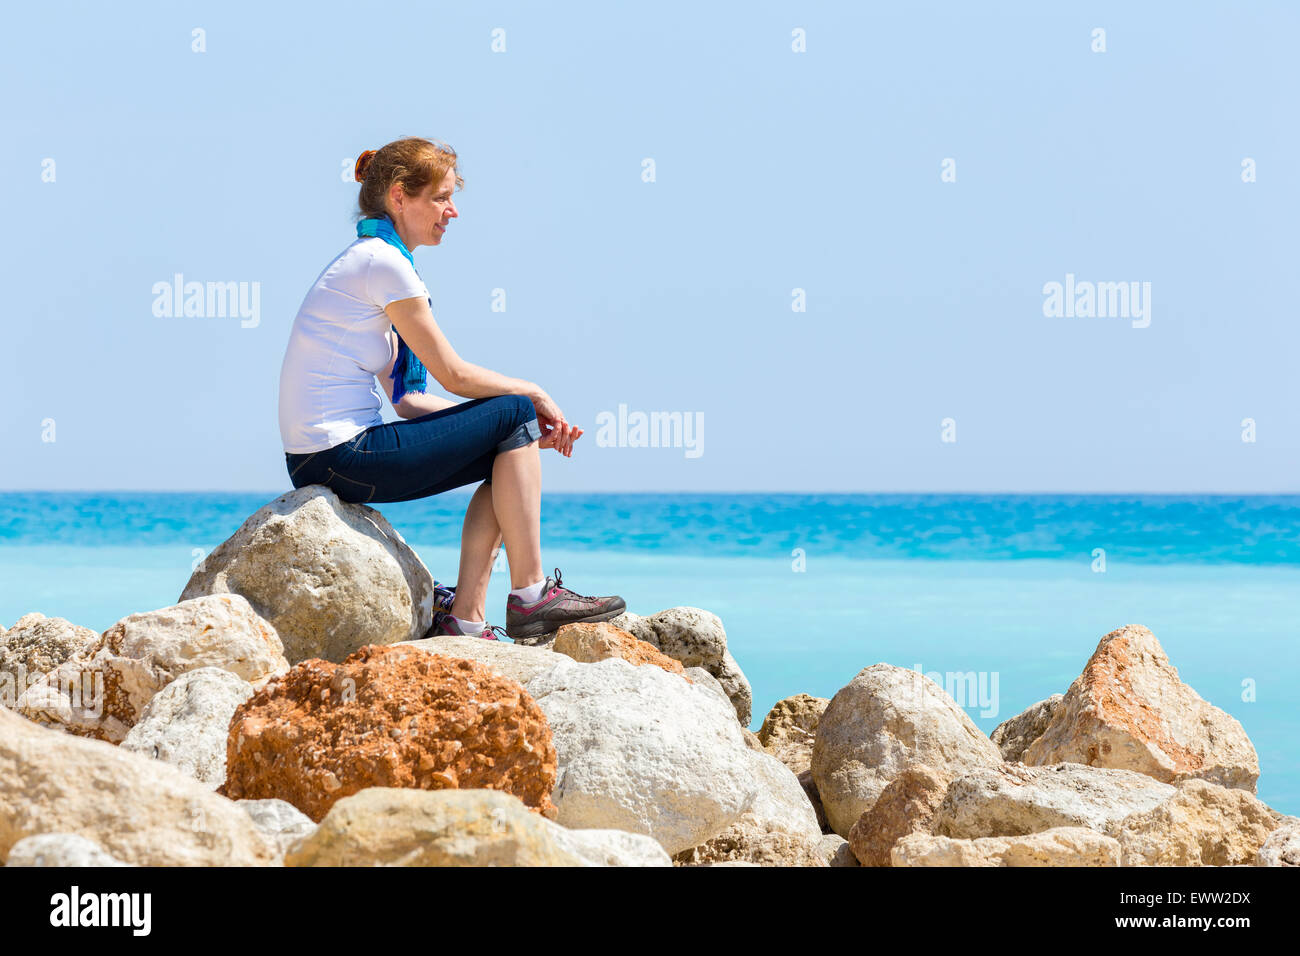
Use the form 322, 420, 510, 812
354, 137, 464, 220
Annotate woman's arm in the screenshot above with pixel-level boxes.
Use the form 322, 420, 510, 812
383, 296, 540, 402
382, 295, 581, 455
377, 329, 461, 419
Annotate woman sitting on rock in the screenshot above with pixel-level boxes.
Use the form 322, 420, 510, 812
278, 136, 625, 643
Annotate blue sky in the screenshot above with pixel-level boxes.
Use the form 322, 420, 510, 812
3, 0, 1296, 493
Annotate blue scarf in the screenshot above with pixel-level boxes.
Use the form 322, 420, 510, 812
356, 215, 429, 404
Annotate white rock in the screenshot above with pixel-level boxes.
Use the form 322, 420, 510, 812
522, 655, 761, 855
741, 749, 823, 839
0, 614, 100, 708
675, 749, 826, 866
990, 694, 1063, 762
1108, 778, 1280, 866
933, 763, 1177, 838
683, 666, 732, 710
1257, 818, 1300, 867
182, 486, 435, 664
5, 833, 132, 867
811, 663, 1004, 837
891, 827, 1121, 866
0, 708, 279, 866
547, 825, 673, 866
238, 799, 318, 858
16, 594, 286, 743
610, 608, 752, 724
121, 667, 254, 789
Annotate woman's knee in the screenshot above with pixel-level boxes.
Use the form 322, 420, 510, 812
506, 393, 536, 425
494, 394, 542, 453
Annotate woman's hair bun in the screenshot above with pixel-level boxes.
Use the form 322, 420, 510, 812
354, 149, 378, 183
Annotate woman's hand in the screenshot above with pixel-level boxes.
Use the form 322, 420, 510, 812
539, 422, 583, 457
530, 388, 583, 457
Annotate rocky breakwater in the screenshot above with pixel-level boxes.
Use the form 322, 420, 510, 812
2, 485, 1292, 868
0, 487, 799, 866
823, 624, 1293, 866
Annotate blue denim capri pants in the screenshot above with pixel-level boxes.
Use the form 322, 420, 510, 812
284, 394, 542, 504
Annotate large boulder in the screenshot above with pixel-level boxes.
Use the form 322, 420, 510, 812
848, 764, 950, 866
521, 655, 767, 855
932, 763, 1177, 839
811, 664, 1004, 837
609, 608, 751, 724
221, 644, 558, 823
16, 595, 286, 743
285, 788, 583, 866
672, 750, 825, 866
991, 694, 1063, 762
757, 693, 830, 774
0, 614, 99, 707
684, 667, 733, 712
120, 667, 254, 789
181, 486, 435, 664
891, 827, 1121, 867
1109, 778, 1280, 866
1023, 625, 1259, 791
284, 787, 670, 867
0, 708, 278, 866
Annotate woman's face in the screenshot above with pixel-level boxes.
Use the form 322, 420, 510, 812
391, 167, 458, 249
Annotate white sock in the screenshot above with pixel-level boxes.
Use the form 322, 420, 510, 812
510, 578, 547, 605
451, 615, 486, 636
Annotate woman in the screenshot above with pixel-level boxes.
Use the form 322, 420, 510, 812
278, 136, 625, 642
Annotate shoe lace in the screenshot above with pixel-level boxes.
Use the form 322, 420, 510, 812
481, 623, 508, 641
551, 567, 594, 599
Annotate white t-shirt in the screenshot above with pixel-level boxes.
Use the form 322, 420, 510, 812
278, 237, 429, 453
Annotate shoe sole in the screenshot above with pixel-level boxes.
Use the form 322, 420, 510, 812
505, 604, 626, 642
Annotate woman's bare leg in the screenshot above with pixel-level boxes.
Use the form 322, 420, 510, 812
490, 441, 545, 588
450, 481, 501, 622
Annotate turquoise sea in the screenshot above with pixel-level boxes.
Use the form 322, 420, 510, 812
2, 492, 1297, 815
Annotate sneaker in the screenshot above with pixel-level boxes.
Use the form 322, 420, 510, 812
505, 567, 626, 642
430, 611, 504, 641
433, 581, 457, 615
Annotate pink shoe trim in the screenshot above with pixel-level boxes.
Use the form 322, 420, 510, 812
512, 587, 561, 617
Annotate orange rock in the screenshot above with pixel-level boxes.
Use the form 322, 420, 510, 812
1023, 625, 1259, 790
552, 622, 692, 682
220, 644, 558, 822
